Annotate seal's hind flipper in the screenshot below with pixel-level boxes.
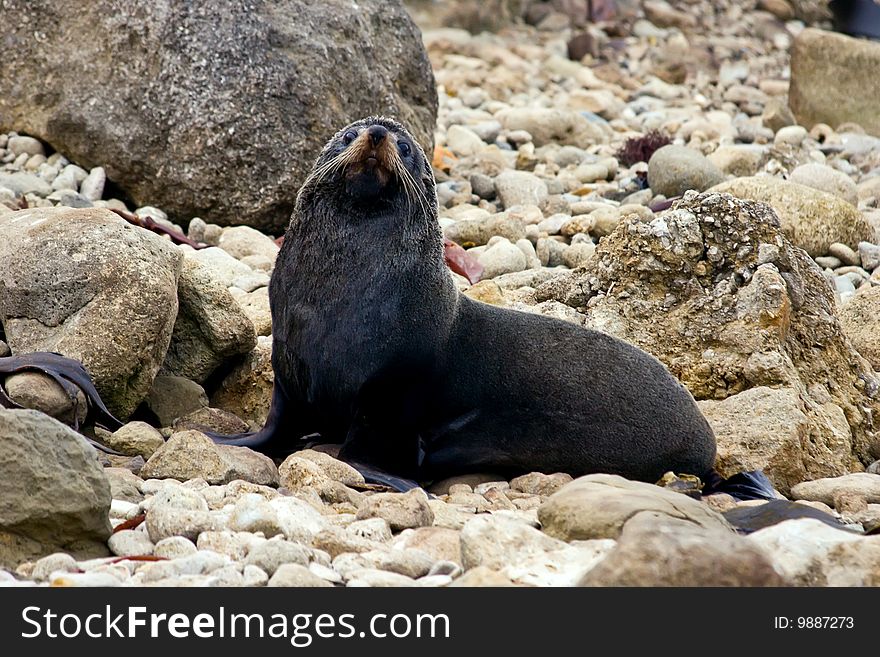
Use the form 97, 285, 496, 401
703, 469, 777, 501
345, 460, 421, 492
205, 382, 309, 457
722, 499, 858, 534
0, 351, 123, 431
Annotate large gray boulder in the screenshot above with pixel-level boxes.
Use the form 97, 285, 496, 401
0, 207, 182, 417
789, 28, 880, 137
0, 0, 437, 232
0, 409, 112, 567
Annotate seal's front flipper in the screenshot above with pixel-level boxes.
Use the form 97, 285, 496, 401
703, 469, 777, 501
0, 351, 123, 432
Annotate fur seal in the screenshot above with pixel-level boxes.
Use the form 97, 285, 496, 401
211, 116, 718, 490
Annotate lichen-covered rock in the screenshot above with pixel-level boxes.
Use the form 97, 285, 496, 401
0, 0, 437, 232
0, 207, 182, 417
537, 191, 879, 481
708, 176, 872, 256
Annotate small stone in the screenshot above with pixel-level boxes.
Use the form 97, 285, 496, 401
355, 489, 434, 532
105, 421, 166, 459
346, 518, 393, 543
146, 376, 209, 426
446, 125, 485, 157
197, 530, 263, 561
8, 136, 44, 157
218, 225, 280, 261
141, 430, 278, 486
153, 536, 198, 560
580, 513, 784, 586
538, 474, 731, 540
278, 455, 331, 493
268, 563, 333, 587
312, 528, 388, 559
827, 243, 860, 267
562, 240, 596, 269
858, 242, 880, 271
469, 173, 495, 200
138, 550, 230, 582
172, 407, 250, 435
476, 238, 528, 279
510, 472, 573, 496
32, 553, 78, 582
50, 572, 122, 587
791, 473, 880, 506
774, 125, 808, 147
333, 548, 435, 580
79, 167, 106, 201
346, 569, 416, 587
647, 145, 725, 198
396, 527, 462, 565
243, 564, 269, 587
105, 468, 145, 504
815, 256, 842, 270
296, 449, 365, 487
493, 171, 548, 209
108, 530, 154, 557
245, 537, 312, 576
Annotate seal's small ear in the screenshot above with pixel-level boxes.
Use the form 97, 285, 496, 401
422, 158, 435, 191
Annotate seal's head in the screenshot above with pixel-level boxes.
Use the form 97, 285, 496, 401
298, 116, 436, 218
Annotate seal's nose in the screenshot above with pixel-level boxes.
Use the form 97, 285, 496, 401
367, 125, 388, 146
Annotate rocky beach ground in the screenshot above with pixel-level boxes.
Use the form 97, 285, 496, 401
2, 0, 880, 587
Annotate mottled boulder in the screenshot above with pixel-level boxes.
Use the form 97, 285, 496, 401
0, 409, 111, 567
709, 176, 872, 257
160, 257, 256, 383
748, 518, 880, 586
579, 513, 785, 586
699, 386, 811, 496
789, 28, 880, 138
0, 0, 437, 232
140, 430, 279, 486
537, 192, 879, 483
0, 207, 182, 417
839, 286, 880, 370
210, 336, 274, 430
538, 474, 731, 541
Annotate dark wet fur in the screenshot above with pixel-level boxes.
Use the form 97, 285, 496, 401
210, 116, 719, 489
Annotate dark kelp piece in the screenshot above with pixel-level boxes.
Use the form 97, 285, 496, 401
0, 351, 124, 453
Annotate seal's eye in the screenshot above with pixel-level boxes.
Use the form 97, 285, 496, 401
398, 140, 411, 157
342, 130, 357, 146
